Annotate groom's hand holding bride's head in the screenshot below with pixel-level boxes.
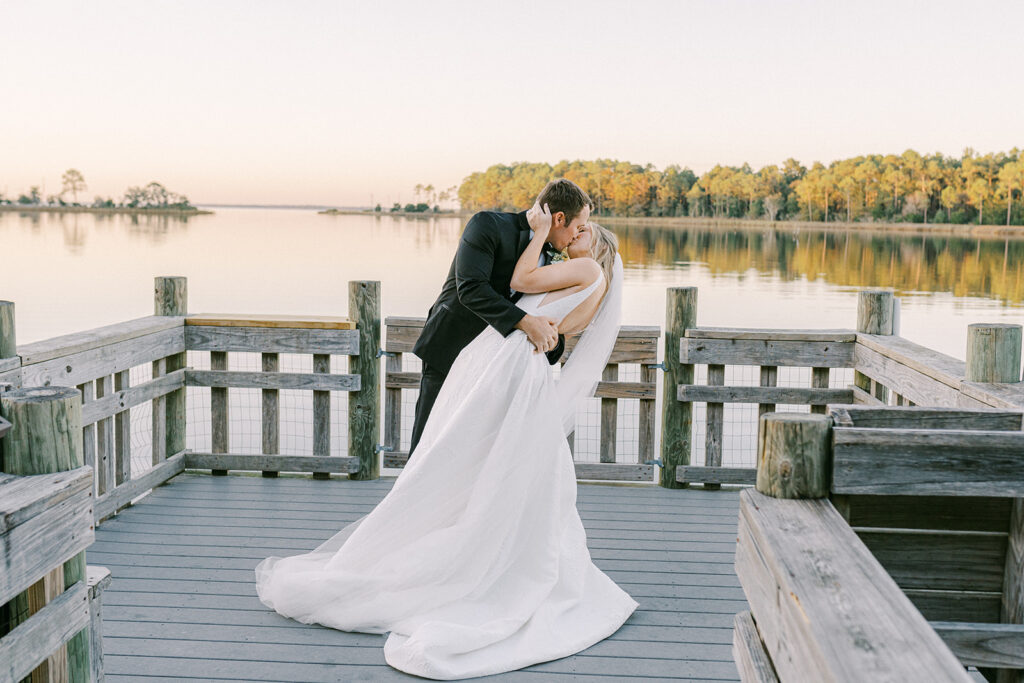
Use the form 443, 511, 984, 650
533, 179, 594, 252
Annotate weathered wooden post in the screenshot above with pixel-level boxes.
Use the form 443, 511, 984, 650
660, 287, 696, 488
1, 386, 90, 680
755, 413, 833, 499
155, 276, 187, 463
349, 281, 380, 480
855, 290, 895, 403
0, 300, 19, 391
965, 322, 1024, 683
965, 323, 1022, 383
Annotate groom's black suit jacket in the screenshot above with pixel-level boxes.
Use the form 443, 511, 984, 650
412, 209, 565, 374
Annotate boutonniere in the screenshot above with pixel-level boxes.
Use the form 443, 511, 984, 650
545, 246, 570, 263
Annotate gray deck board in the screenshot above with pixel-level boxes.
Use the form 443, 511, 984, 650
92, 473, 745, 681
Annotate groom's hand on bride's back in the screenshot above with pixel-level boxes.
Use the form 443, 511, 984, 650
516, 314, 559, 354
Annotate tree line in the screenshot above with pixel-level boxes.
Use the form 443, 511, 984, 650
1, 169, 195, 210
457, 149, 1024, 226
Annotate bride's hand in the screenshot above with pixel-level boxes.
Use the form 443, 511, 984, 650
526, 202, 552, 238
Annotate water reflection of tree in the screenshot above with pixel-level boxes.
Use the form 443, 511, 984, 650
614, 224, 1024, 305
45, 211, 197, 248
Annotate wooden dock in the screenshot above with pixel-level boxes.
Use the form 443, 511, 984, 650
90, 473, 745, 682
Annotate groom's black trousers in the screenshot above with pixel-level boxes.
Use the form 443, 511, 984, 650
408, 361, 447, 458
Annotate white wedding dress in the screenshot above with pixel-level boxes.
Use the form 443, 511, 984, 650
254, 262, 638, 680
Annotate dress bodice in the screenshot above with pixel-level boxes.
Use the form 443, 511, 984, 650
516, 273, 605, 324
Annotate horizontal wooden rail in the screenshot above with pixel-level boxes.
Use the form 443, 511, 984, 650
680, 337, 854, 367
16, 315, 183, 366
81, 368, 185, 426
678, 385, 852, 404
677, 465, 756, 486
732, 611, 779, 682
184, 452, 359, 474
0, 466, 94, 605
185, 369, 360, 392
94, 452, 185, 522
736, 488, 971, 682
832, 427, 1024, 496
0, 579, 90, 683
185, 313, 355, 329
829, 405, 1023, 431
930, 622, 1024, 670
185, 324, 359, 354
688, 327, 856, 342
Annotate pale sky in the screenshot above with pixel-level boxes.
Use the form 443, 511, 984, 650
2, 0, 1021, 206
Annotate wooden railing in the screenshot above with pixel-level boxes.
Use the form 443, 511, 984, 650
0, 389, 111, 682
659, 287, 1024, 490
733, 407, 1024, 682
382, 317, 660, 481
0, 277, 383, 525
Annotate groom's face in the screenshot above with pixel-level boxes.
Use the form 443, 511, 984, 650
549, 205, 590, 251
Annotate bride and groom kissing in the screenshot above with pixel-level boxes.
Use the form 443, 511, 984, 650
255, 178, 637, 680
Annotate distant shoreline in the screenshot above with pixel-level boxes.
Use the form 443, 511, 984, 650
0, 205, 213, 216
317, 207, 1024, 237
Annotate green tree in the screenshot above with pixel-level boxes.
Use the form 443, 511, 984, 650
61, 168, 87, 204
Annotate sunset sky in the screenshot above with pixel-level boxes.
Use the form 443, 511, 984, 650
2, 0, 1021, 207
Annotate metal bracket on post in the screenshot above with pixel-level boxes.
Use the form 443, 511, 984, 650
650, 362, 667, 372
644, 459, 664, 467
377, 349, 396, 359
374, 444, 394, 454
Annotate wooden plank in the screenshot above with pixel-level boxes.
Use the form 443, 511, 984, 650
856, 528, 1007, 592
930, 622, 1024, 669
856, 333, 966, 391
0, 367, 21, 389
185, 325, 359, 354
600, 364, 618, 464
1004, 499, 1024, 657
384, 371, 420, 389
679, 385, 853, 405
732, 611, 780, 683
0, 467, 92, 534
211, 351, 228, 457
96, 374, 115, 495
79, 379, 97, 477
261, 352, 279, 477
16, 315, 183, 366
389, 370, 656, 400
312, 354, 331, 479
850, 383, 886, 405
833, 427, 1024, 496
961, 380, 1024, 412
383, 352, 402, 452
0, 579, 90, 683
705, 365, 724, 477
20, 326, 185, 387
680, 338, 854, 368
575, 462, 655, 481
811, 367, 830, 415
688, 327, 856, 342
827, 405, 1023, 431
638, 364, 656, 463
905, 589, 1003, 623
758, 365, 777, 416
186, 369, 360, 392
853, 341, 964, 407
0, 414, 10, 440
114, 369, 131, 485
383, 449, 409, 468
87, 566, 112, 683
82, 368, 186, 426
0, 356, 20, 373
152, 357, 167, 464
735, 489, 972, 682
678, 466, 756, 486
183, 453, 359, 474
185, 313, 355, 329
841, 495, 1012, 532
0, 475, 94, 606
94, 451, 186, 522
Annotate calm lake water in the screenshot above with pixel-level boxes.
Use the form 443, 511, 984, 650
3, 207, 1022, 360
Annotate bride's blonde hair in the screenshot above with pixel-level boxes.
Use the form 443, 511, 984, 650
588, 223, 618, 302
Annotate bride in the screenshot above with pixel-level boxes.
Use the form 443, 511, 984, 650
254, 207, 637, 680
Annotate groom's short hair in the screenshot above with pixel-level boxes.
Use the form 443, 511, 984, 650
537, 179, 593, 224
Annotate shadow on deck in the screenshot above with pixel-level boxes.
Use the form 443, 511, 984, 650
90, 473, 745, 682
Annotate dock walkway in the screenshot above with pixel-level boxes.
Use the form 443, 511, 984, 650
90, 473, 745, 682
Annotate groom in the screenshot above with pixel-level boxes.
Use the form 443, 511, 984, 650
408, 178, 594, 457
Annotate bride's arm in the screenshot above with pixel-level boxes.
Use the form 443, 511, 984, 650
511, 204, 599, 293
